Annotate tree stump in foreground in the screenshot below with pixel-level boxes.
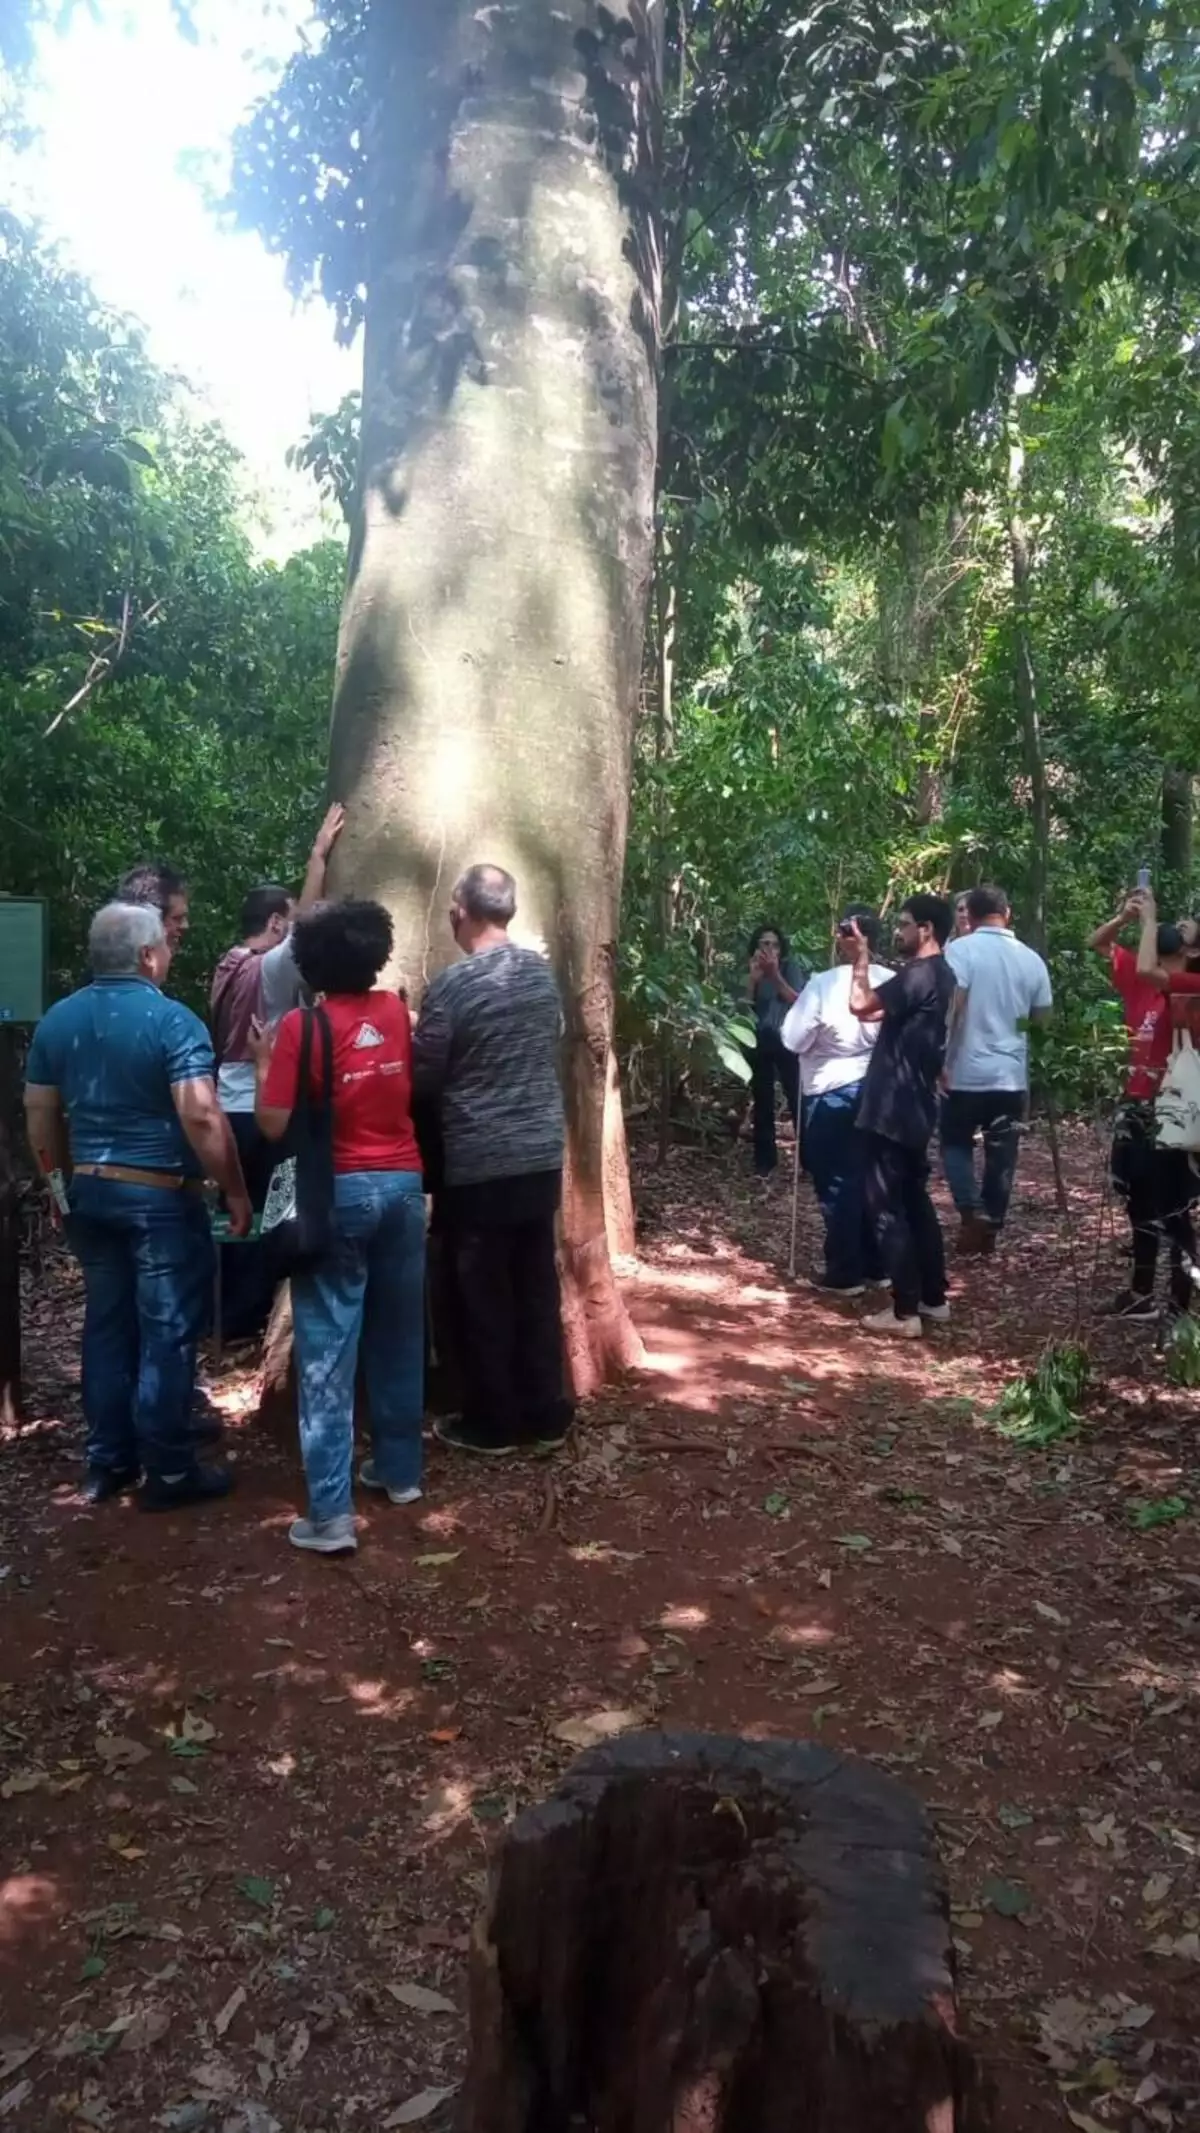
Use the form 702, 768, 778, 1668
463, 1731, 991, 2133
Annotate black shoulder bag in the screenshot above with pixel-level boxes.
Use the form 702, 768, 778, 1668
272, 1006, 335, 1272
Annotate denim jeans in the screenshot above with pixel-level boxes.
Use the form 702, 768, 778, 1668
65, 1177, 214, 1479
801, 1084, 882, 1288
940, 1090, 1026, 1226
291, 1170, 426, 1522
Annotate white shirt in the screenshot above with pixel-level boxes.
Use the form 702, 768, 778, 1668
781, 962, 892, 1096
945, 926, 1052, 1092
217, 935, 305, 1114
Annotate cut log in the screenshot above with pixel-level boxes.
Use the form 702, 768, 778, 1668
463, 1730, 991, 2133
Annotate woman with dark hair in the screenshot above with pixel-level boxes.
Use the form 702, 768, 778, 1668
745, 921, 807, 1174
253, 898, 425, 1555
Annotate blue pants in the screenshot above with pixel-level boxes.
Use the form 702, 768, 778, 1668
940, 1090, 1025, 1227
291, 1170, 426, 1522
65, 1177, 214, 1479
801, 1085, 882, 1288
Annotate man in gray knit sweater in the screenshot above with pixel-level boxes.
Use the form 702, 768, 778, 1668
413, 864, 573, 1456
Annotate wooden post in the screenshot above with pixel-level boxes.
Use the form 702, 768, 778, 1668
0, 1024, 23, 1424
463, 1730, 991, 2133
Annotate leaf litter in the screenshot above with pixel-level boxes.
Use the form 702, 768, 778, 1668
3, 1127, 1200, 2129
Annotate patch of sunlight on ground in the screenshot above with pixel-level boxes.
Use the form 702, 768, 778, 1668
770, 1620, 836, 1648
660, 1604, 708, 1631
0, 1873, 59, 1948
345, 1679, 416, 1719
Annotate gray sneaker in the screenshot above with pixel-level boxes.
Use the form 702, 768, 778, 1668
359, 1460, 422, 1507
289, 1513, 357, 1555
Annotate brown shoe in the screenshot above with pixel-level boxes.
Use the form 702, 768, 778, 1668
958, 1212, 987, 1256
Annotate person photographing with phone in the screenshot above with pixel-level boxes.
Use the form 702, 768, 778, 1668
744, 922, 807, 1175
781, 908, 890, 1295
848, 894, 956, 1338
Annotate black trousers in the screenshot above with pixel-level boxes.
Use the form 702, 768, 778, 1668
861, 1131, 947, 1319
1112, 1102, 1198, 1308
219, 1113, 282, 1340
442, 1169, 573, 1445
749, 1030, 800, 1173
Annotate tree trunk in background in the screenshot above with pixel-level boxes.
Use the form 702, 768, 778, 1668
0, 1028, 22, 1424
328, 0, 662, 1392
1009, 512, 1048, 956
1161, 765, 1193, 884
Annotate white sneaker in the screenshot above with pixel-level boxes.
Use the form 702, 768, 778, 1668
862, 1307, 923, 1340
289, 1513, 358, 1555
359, 1461, 422, 1507
919, 1301, 951, 1323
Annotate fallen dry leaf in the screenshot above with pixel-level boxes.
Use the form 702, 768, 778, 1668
381, 2087, 458, 2128
214, 1987, 247, 2039
94, 1733, 149, 1770
106, 1833, 147, 1861
115, 2005, 171, 2053
550, 1707, 641, 1751
285, 2022, 310, 2069
1, 1770, 47, 1799
386, 1983, 457, 2016
0, 2081, 32, 2118
180, 1710, 216, 1746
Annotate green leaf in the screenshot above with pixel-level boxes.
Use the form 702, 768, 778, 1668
983, 1876, 1031, 1917
835, 1533, 873, 1552
80, 1953, 106, 1981
236, 1874, 277, 1910
313, 1904, 336, 1931
1129, 1495, 1188, 1530
763, 1490, 790, 1517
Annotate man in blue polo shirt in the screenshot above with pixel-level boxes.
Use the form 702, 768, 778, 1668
24, 902, 251, 1509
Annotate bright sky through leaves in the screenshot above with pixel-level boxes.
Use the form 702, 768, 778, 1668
4, 0, 358, 541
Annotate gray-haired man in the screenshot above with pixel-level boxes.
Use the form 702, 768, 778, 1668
414, 864, 573, 1457
24, 903, 249, 1508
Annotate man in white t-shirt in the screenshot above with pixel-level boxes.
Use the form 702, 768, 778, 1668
782, 907, 892, 1296
941, 883, 1052, 1254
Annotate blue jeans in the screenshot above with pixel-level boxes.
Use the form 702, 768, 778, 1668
65, 1178, 214, 1478
940, 1091, 1025, 1226
291, 1170, 426, 1522
801, 1085, 882, 1288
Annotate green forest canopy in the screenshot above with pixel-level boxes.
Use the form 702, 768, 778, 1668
4, 0, 1200, 1106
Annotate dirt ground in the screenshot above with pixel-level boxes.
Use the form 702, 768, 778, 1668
1, 1123, 1198, 2133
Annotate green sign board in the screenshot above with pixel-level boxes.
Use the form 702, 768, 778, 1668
0, 897, 47, 1025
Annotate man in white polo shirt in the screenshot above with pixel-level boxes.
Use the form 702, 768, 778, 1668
782, 907, 892, 1296
941, 884, 1052, 1255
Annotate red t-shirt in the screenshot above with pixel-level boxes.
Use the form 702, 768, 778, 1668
1111, 946, 1170, 1099
262, 992, 422, 1175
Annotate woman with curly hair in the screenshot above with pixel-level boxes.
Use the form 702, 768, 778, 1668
253, 898, 425, 1555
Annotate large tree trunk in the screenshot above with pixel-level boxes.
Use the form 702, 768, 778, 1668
1009, 511, 1048, 956
1161, 764, 1193, 883
328, 0, 661, 1392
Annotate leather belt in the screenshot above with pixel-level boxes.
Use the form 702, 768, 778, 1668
72, 1163, 207, 1197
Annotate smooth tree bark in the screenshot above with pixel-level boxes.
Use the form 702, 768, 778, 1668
328, 0, 663, 1390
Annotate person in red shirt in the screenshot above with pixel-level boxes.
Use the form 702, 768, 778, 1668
1135, 888, 1200, 1318
1090, 891, 1192, 1317
253, 899, 425, 1556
